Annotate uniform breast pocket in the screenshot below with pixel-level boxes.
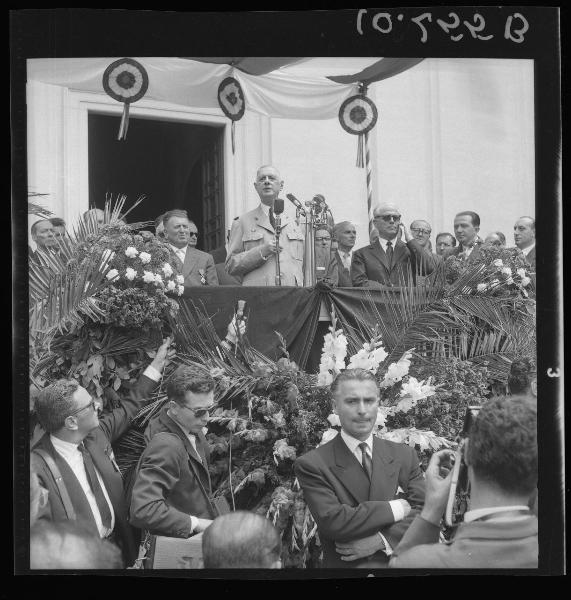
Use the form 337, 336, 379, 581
242, 231, 264, 251
287, 230, 305, 261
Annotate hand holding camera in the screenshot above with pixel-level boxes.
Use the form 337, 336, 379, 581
420, 449, 457, 526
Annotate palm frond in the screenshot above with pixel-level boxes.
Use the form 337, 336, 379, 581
28, 198, 53, 219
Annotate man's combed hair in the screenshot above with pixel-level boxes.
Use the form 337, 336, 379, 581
330, 368, 378, 397
166, 365, 215, 404
162, 209, 189, 227
49, 217, 66, 228
467, 395, 537, 495
202, 511, 281, 568
34, 379, 80, 433
456, 211, 480, 228
436, 232, 457, 247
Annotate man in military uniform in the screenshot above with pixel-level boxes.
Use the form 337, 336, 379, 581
225, 165, 305, 286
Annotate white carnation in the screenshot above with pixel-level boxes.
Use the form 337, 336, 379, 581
142, 271, 155, 283
477, 283, 488, 292
166, 280, 176, 291
516, 268, 527, 278
317, 371, 334, 387
139, 251, 152, 264
176, 275, 184, 284
501, 266, 512, 277
521, 276, 531, 287
177, 285, 185, 296
124, 267, 137, 281
106, 268, 119, 281
492, 259, 503, 268
125, 246, 139, 258
327, 413, 341, 427
162, 263, 174, 277
154, 273, 163, 285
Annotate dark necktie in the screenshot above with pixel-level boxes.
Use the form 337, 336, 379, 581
78, 443, 112, 529
385, 241, 394, 266
359, 442, 372, 480
269, 208, 276, 230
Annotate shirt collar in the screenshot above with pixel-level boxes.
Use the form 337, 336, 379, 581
50, 434, 80, 454
521, 242, 535, 256
340, 429, 374, 455
259, 203, 270, 216
169, 243, 187, 256
464, 505, 531, 523
377, 236, 397, 252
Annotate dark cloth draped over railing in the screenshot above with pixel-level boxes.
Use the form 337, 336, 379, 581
179, 286, 408, 368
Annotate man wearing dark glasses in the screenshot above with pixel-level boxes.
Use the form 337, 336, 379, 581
351, 203, 435, 288
129, 365, 220, 540
163, 209, 219, 287
31, 337, 172, 567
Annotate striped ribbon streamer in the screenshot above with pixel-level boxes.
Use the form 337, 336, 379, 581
364, 131, 375, 236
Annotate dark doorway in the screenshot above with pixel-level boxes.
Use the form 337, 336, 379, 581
88, 114, 225, 253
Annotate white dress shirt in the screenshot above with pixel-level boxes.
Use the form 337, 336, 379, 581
464, 505, 531, 523
50, 435, 115, 538
169, 243, 187, 264
521, 243, 535, 257
340, 430, 405, 555
340, 250, 352, 270
377, 237, 397, 255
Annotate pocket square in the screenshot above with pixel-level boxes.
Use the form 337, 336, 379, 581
396, 486, 405, 495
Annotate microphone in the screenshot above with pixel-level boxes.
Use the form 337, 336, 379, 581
286, 194, 306, 215
273, 198, 285, 215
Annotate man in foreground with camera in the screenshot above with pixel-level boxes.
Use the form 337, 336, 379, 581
389, 394, 538, 568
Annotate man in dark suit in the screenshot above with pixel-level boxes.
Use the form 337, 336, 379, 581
513, 216, 536, 271
390, 395, 537, 568
163, 209, 219, 287
333, 221, 357, 287
29, 219, 59, 264
351, 203, 436, 288
441, 211, 484, 263
294, 369, 425, 568
129, 365, 220, 538
31, 338, 171, 567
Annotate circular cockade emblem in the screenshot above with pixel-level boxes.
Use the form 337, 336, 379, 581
338, 94, 378, 135
103, 58, 149, 104
217, 77, 246, 121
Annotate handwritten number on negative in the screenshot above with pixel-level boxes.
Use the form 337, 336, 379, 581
411, 13, 432, 43
436, 12, 463, 41
463, 14, 493, 40
505, 13, 529, 44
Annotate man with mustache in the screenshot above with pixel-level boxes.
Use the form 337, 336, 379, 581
294, 369, 425, 568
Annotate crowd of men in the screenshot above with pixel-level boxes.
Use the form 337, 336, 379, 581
29, 164, 536, 291
28, 164, 538, 571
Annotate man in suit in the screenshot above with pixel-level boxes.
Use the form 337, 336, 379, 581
129, 365, 220, 538
225, 165, 305, 286
441, 211, 484, 262
163, 209, 219, 287
435, 232, 456, 256
333, 221, 357, 287
390, 395, 538, 568
294, 369, 425, 568
31, 338, 171, 567
513, 216, 536, 271
29, 219, 58, 263
351, 203, 436, 288
314, 225, 338, 285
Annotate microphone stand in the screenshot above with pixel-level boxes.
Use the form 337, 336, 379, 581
274, 212, 282, 286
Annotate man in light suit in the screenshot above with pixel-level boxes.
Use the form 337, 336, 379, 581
31, 338, 171, 567
225, 165, 305, 286
513, 216, 536, 272
163, 210, 219, 287
351, 203, 436, 288
333, 221, 357, 287
441, 211, 484, 263
390, 395, 538, 568
294, 369, 425, 568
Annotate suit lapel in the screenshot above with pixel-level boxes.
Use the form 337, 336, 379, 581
167, 415, 209, 476
369, 241, 390, 273
329, 434, 371, 504
392, 240, 407, 270
169, 246, 184, 273
369, 437, 398, 501
254, 205, 274, 234
182, 246, 197, 279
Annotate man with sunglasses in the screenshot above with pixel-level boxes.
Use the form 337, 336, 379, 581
163, 209, 219, 287
31, 337, 172, 567
352, 203, 435, 288
129, 365, 220, 539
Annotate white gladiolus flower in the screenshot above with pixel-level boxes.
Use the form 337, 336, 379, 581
521, 276, 531, 287
125, 246, 139, 258
106, 268, 119, 281
142, 271, 155, 283
477, 283, 488, 292
400, 376, 436, 401
166, 280, 176, 291
162, 263, 174, 277
177, 285, 185, 296
124, 267, 137, 281
139, 251, 151, 264
319, 428, 339, 446
492, 259, 503, 268
176, 274, 184, 284
327, 413, 341, 427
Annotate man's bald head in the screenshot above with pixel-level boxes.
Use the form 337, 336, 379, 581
372, 203, 401, 241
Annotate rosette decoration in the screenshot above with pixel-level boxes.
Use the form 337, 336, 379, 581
338, 90, 378, 168
217, 76, 245, 154
102, 58, 149, 141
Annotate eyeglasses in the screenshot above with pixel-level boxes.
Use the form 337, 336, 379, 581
180, 404, 215, 418
316, 237, 331, 242
375, 215, 401, 222
68, 399, 97, 417
411, 228, 431, 236
188, 232, 199, 238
